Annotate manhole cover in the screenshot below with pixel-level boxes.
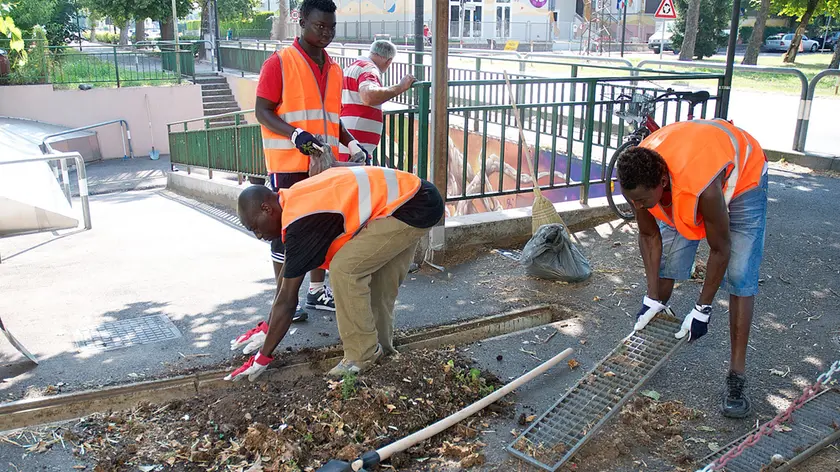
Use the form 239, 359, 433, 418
74, 315, 181, 352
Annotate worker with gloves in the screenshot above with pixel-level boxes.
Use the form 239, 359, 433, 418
339, 39, 416, 163
227, 166, 444, 381
617, 119, 768, 419
253, 0, 369, 328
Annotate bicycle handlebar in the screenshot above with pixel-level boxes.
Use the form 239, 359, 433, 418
615, 88, 708, 105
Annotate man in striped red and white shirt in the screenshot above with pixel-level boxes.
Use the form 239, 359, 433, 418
339, 40, 415, 162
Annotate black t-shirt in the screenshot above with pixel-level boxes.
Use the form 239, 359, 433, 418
282, 180, 444, 278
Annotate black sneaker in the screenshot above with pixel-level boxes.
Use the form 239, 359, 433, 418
305, 287, 336, 312
721, 370, 752, 418
292, 306, 308, 323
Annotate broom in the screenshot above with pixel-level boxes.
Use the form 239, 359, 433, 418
502, 72, 568, 235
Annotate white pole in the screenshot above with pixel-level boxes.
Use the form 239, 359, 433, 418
659, 20, 665, 63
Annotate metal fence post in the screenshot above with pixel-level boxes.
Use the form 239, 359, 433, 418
417, 83, 431, 179
580, 80, 597, 204
113, 46, 120, 87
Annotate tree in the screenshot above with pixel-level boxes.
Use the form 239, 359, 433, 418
830, 40, 840, 68
780, 0, 822, 62
679, 0, 703, 60
673, 0, 731, 59
1, 3, 27, 66
776, 0, 840, 62
85, 0, 193, 42
742, 0, 771, 64
217, 0, 258, 21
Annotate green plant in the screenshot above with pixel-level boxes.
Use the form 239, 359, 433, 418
341, 372, 358, 400
301, 432, 313, 443
1, 3, 27, 67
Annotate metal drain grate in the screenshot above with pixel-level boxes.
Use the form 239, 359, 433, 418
74, 315, 181, 352
507, 313, 685, 471
704, 388, 840, 472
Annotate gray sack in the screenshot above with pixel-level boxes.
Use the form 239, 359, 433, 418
520, 223, 592, 282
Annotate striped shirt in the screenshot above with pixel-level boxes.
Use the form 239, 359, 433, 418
340, 58, 384, 161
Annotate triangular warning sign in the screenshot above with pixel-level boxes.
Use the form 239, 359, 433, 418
655, 0, 677, 19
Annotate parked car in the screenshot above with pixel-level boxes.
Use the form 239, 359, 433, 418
648, 30, 674, 54
817, 31, 840, 51
764, 33, 820, 52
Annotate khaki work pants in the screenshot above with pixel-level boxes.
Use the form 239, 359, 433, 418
330, 217, 428, 362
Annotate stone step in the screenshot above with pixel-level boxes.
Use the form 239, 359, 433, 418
194, 77, 227, 85
203, 95, 236, 103
202, 89, 231, 97
204, 100, 239, 109
200, 83, 230, 91
204, 107, 241, 116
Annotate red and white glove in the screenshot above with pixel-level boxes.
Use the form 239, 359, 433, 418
224, 351, 273, 382
230, 321, 267, 354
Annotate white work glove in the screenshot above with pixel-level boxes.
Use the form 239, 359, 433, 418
675, 304, 711, 341
633, 296, 670, 331
224, 351, 273, 382
230, 321, 267, 355
347, 139, 371, 165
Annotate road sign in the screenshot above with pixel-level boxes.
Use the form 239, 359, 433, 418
504, 40, 520, 51
290, 9, 300, 21
654, 0, 677, 19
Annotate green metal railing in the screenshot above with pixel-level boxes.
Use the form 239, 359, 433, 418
1, 45, 196, 87
168, 70, 723, 207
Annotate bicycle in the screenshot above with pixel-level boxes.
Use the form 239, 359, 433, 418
604, 88, 711, 220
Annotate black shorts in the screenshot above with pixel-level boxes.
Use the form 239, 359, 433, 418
269, 172, 309, 262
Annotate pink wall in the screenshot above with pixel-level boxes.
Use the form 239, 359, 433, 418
0, 84, 204, 159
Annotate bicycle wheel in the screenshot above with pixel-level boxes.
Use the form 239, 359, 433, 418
605, 140, 639, 220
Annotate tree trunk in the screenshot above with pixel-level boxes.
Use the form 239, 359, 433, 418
830, 40, 840, 69
741, 0, 770, 65
271, 3, 287, 40
199, 0, 210, 59
679, 0, 702, 60
161, 19, 175, 41
135, 18, 146, 44
90, 25, 97, 42
783, 0, 819, 63
118, 20, 129, 45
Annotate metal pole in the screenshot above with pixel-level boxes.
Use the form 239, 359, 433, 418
76, 0, 83, 51
659, 21, 664, 62
414, 0, 424, 81
620, 1, 627, 57
429, 0, 449, 260
822, 16, 832, 52
213, 0, 223, 72
171, 0, 182, 82
719, 0, 742, 118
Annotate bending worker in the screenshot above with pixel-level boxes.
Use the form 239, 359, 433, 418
618, 119, 768, 419
226, 166, 444, 381
250, 0, 370, 326
339, 39, 415, 162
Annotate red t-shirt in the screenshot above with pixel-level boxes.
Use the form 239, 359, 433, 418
256, 38, 335, 104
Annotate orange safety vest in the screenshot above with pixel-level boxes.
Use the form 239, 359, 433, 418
261, 47, 342, 174
641, 119, 767, 240
278, 167, 422, 268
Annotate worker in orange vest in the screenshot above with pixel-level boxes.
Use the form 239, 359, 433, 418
225, 167, 444, 381
248, 0, 371, 331
617, 119, 768, 419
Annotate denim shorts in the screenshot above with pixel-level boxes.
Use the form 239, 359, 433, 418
268, 172, 309, 263
658, 171, 768, 297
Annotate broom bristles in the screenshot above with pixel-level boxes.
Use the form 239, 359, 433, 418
531, 192, 567, 234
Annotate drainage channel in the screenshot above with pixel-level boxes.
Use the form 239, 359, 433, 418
0, 305, 561, 432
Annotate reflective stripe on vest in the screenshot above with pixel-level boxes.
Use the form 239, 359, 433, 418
279, 167, 422, 268
699, 119, 741, 206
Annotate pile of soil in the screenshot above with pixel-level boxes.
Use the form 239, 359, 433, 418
564, 396, 703, 471
66, 349, 507, 471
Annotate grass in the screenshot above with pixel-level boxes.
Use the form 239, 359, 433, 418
49, 50, 180, 89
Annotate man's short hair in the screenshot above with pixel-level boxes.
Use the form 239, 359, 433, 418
370, 40, 397, 60
301, 0, 337, 18
616, 146, 668, 191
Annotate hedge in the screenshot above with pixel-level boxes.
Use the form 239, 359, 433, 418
221, 11, 273, 39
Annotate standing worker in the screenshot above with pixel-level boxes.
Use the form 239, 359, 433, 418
339, 40, 415, 162
618, 119, 768, 419
234, 0, 371, 351
226, 166, 444, 380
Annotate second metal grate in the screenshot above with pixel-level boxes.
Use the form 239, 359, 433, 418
507, 313, 685, 471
